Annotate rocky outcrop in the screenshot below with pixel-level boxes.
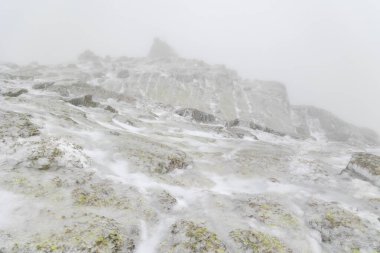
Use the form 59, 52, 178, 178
32, 82, 54, 90
148, 38, 178, 58
230, 229, 291, 253
67, 94, 98, 107
3, 88, 28, 97
342, 152, 380, 186
175, 108, 216, 123
291, 105, 379, 145
159, 220, 227, 253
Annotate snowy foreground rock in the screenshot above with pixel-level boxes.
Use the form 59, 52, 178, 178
0, 45, 379, 252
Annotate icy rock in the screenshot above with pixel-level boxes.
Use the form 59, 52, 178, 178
175, 108, 216, 123
32, 82, 54, 90
3, 88, 28, 97
230, 229, 292, 253
67, 94, 98, 107
292, 105, 379, 145
158, 220, 227, 253
343, 152, 380, 186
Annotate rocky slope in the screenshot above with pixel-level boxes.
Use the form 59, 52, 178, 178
0, 41, 379, 253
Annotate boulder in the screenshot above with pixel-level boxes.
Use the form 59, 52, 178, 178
3, 89, 28, 97
67, 95, 98, 107
343, 152, 380, 186
175, 108, 216, 123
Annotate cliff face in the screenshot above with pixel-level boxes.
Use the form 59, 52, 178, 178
291, 105, 379, 145
95, 57, 296, 135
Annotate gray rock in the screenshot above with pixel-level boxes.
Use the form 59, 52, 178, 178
32, 82, 54, 90
67, 94, 98, 107
291, 105, 379, 145
105, 105, 118, 113
3, 89, 28, 97
342, 152, 380, 186
175, 108, 216, 123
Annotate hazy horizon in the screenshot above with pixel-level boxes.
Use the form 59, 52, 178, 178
1, 0, 379, 133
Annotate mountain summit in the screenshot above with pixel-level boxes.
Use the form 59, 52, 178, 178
148, 38, 178, 58
0, 46, 379, 252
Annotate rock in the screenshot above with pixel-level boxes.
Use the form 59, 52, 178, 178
249, 121, 286, 137
306, 201, 380, 252
105, 105, 118, 113
155, 152, 189, 174
342, 152, 380, 186
117, 69, 130, 79
72, 183, 129, 208
32, 82, 54, 90
0, 110, 39, 140
3, 88, 28, 97
78, 50, 100, 62
158, 220, 227, 253
67, 94, 98, 107
225, 119, 241, 128
226, 127, 258, 140
239, 196, 298, 228
230, 229, 292, 253
291, 105, 379, 145
17, 213, 134, 253
153, 190, 177, 212
148, 38, 178, 58
175, 108, 216, 123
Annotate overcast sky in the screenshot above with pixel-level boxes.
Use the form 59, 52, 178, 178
1, 0, 379, 133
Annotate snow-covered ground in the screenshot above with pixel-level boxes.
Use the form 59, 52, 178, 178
0, 56, 379, 252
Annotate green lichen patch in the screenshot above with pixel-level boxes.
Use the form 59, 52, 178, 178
0, 110, 40, 141
18, 214, 135, 253
23, 138, 88, 171
155, 152, 189, 174
71, 183, 130, 209
306, 201, 380, 251
159, 220, 227, 253
242, 196, 298, 228
230, 229, 292, 253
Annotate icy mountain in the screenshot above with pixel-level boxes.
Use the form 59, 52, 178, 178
0, 41, 379, 253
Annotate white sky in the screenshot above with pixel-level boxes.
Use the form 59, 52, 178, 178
1, 0, 379, 133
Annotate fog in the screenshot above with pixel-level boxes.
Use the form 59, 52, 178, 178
1, 0, 379, 133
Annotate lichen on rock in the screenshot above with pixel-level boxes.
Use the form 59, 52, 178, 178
230, 229, 291, 253
159, 220, 227, 253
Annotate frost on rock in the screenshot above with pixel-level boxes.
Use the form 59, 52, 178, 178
343, 152, 380, 186
175, 108, 216, 123
0, 49, 379, 253
0, 110, 40, 141
158, 220, 227, 253
230, 229, 292, 253
306, 201, 380, 252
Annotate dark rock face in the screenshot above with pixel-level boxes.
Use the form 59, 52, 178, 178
3, 89, 28, 97
175, 108, 216, 123
67, 95, 98, 107
343, 152, 380, 186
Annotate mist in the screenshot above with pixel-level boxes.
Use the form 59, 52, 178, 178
1, 0, 379, 133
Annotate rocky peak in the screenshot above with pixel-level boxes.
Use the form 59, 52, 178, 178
148, 38, 178, 58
